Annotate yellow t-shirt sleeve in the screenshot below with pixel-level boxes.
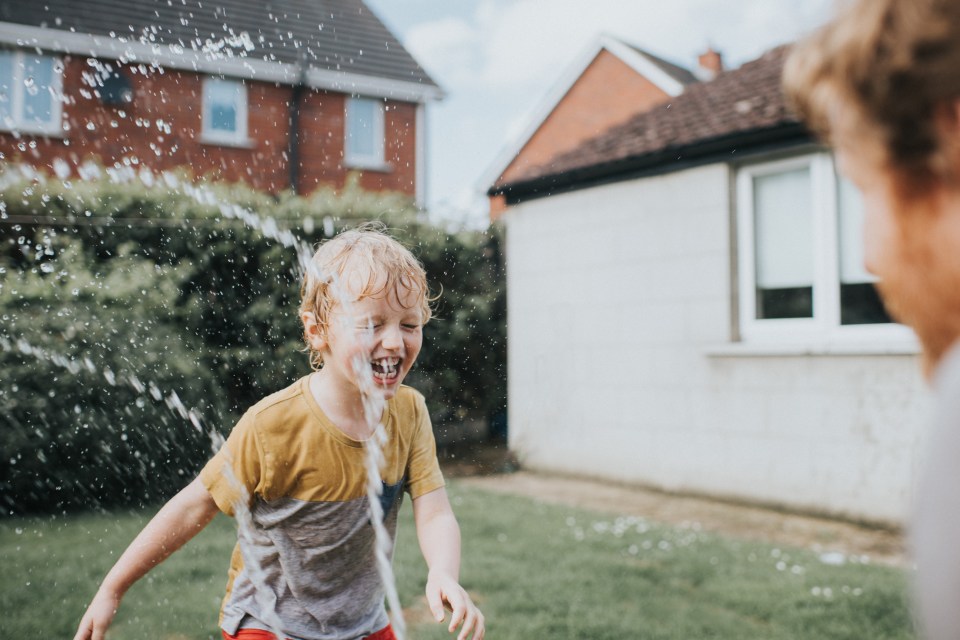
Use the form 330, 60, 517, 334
405, 392, 446, 499
199, 411, 265, 516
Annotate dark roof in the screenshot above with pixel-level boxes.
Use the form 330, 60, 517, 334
491, 45, 810, 200
627, 44, 699, 87
0, 0, 438, 89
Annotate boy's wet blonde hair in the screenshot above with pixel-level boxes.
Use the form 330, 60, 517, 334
299, 223, 432, 370
784, 0, 960, 183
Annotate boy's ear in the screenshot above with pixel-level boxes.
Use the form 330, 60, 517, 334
301, 312, 327, 351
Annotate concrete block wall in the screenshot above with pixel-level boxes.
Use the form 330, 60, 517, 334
505, 163, 930, 524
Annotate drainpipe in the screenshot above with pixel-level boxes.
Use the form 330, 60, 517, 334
288, 53, 308, 194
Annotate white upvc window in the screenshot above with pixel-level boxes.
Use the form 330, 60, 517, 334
736, 152, 915, 346
344, 96, 386, 169
201, 77, 248, 146
0, 51, 63, 135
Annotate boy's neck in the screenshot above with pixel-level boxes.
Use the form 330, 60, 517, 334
308, 370, 382, 440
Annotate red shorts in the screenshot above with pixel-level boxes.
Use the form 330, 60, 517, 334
222, 625, 396, 640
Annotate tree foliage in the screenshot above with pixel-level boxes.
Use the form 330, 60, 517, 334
0, 169, 505, 514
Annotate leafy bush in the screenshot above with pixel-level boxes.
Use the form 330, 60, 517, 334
0, 169, 505, 514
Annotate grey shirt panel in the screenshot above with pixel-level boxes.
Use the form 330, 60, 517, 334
222, 486, 403, 640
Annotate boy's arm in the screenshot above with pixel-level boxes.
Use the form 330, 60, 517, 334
412, 487, 485, 640
73, 476, 219, 640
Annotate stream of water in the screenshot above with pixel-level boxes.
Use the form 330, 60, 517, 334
1, 164, 409, 637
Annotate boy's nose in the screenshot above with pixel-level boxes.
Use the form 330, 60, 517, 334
381, 324, 403, 349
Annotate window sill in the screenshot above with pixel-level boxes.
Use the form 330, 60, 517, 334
0, 124, 66, 138
199, 134, 256, 149
344, 158, 392, 173
705, 340, 921, 358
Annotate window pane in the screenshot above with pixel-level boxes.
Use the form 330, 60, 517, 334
347, 97, 376, 158
0, 51, 13, 125
211, 102, 237, 132
21, 55, 54, 124
753, 168, 814, 319
206, 79, 240, 133
837, 176, 892, 325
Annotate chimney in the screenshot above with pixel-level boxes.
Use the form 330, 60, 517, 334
697, 47, 723, 80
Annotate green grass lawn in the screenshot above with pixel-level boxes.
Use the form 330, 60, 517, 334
0, 481, 914, 639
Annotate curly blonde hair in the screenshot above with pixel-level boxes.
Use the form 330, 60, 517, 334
784, 0, 960, 181
299, 223, 433, 370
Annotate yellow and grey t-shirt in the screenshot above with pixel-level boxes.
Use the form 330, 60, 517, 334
199, 377, 445, 640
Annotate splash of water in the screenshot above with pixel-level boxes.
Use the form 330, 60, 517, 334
0, 335, 291, 637
1, 165, 408, 636
354, 346, 408, 640
307, 264, 409, 640
0, 335, 210, 442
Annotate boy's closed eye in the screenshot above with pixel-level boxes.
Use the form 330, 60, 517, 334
355, 316, 421, 330
353, 315, 379, 329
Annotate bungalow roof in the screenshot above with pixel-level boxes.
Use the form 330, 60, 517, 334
490, 45, 811, 202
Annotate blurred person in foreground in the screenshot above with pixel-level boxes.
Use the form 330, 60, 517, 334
785, 1, 960, 637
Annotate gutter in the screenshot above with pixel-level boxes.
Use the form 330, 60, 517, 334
288, 54, 308, 195
490, 122, 812, 205
0, 21, 445, 103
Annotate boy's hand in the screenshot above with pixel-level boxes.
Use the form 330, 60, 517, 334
73, 589, 120, 640
426, 570, 485, 640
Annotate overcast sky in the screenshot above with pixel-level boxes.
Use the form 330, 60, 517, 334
364, 0, 836, 227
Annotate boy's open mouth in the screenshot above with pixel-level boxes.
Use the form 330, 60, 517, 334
371, 357, 401, 384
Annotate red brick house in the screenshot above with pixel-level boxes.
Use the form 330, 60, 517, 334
483, 35, 716, 221
0, 0, 441, 202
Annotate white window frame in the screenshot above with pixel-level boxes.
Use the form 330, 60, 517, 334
200, 77, 250, 147
736, 151, 916, 347
344, 96, 387, 169
0, 50, 63, 135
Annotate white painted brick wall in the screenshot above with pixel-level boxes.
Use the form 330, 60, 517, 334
504, 164, 930, 525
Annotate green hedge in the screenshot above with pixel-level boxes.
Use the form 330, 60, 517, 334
0, 170, 505, 515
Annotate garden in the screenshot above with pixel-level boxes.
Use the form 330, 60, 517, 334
0, 483, 914, 638
0, 169, 914, 638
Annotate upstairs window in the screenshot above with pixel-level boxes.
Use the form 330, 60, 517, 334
202, 77, 248, 145
0, 51, 63, 135
345, 96, 385, 168
736, 153, 910, 345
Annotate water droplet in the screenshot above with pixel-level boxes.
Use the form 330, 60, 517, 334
819, 551, 846, 566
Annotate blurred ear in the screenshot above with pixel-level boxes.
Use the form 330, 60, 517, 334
301, 312, 326, 351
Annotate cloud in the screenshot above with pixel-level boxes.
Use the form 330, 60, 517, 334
465, 0, 835, 93
404, 17, 481, 88
471, 0, 696, 91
